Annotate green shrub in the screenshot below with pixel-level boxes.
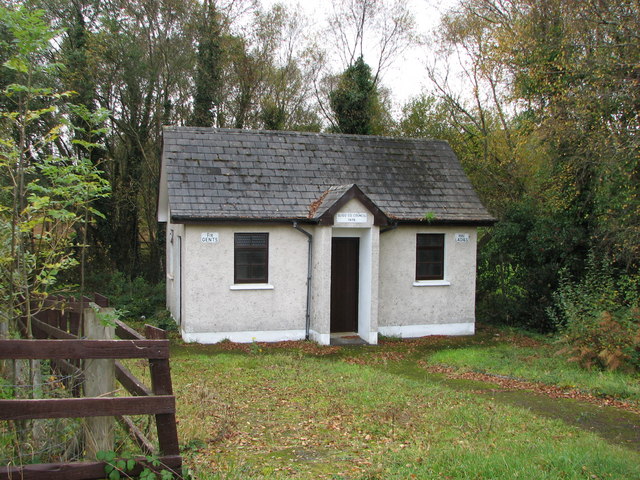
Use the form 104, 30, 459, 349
550, 256, 640, 371
0, 377, 13, 399
87, 271, 166, 321
150, 309, 178, 333
477, 200, 588, 332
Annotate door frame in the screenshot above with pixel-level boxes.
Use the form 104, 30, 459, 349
330, 237, 360, 333
331, 228, 374, 342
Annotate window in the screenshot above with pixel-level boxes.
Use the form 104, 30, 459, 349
416, 233, 444, 281
234, 233, 269, 284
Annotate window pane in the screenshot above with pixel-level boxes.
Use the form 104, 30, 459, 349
416, 233, 444, 281
234, 233, 269, 283
247, 250, 266, 264
426, 263, 442, 277
419, 249, 443, 263
235, 265, 251, 280
251, 264, 266, 280
235, 233, 267, 247
417, 234, 444, 247
417, 263, 429, 278
235, 250, 251, 265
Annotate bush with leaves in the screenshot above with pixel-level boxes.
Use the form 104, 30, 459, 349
0, 6, 110, 337
84, 271, 165, 322
97, 450, 180, 480
550, 256, 640, 372
477, 199, 588, 332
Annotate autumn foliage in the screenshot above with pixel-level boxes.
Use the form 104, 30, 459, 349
551, 258, 640, 372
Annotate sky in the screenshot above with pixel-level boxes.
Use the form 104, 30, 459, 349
259, 0, 459, 110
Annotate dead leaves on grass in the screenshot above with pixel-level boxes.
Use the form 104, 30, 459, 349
195, 339, 342, 356
418, 361, 640, 414
342, 350, 408, 365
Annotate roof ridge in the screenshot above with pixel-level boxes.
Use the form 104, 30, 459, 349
162, 126, 450, 145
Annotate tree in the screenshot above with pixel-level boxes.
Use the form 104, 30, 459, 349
255, 4, 320, 131
0, 0, 327, 303
90, 0, 196, 280
221, 3, 320, 131
511, 0, 640, 270
190, 0, 223, 127
396, 94, 462, 140
326, 0, 416, 84
424, 0, 640, 330
0, 5, 110, 334
329, 56, 385, 135
57, 0, 97, 111
310, 0, 416, 129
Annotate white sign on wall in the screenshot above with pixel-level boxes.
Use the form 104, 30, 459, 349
455, 233, 470, 243
201, 232, 219, 244
336, 212, 368, 223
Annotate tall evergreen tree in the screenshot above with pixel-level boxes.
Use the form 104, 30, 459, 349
190, 0, 223, 127
329, 56, 378, 135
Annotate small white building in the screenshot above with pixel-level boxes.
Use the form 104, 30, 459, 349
158, 128, 494, 345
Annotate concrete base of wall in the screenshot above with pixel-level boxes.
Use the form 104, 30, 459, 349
182, 329, 306, 344
181, 323, 474, 344
309, 330, 330, 346
363, 331, 378, 345
379, 322, 474, 338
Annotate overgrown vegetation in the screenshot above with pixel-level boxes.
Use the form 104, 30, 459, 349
550, 258, 640, 372
84, 271, 166, 322
396, 0, 640, 350
0, 360, 85, 466
97, 450, 180, 480
0, 6, 110, 336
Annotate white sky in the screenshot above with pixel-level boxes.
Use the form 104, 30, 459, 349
259, 0, 459, 111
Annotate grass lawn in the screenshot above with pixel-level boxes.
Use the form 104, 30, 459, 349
160, 326, 640, 479
425, 329, 640, 402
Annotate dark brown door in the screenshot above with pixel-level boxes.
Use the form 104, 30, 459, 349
330, 237, 359, 332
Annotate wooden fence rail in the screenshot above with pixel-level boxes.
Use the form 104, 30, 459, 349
17, 293, 110, 339
0, 297, 181, 480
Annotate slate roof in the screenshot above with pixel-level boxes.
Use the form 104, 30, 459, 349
160, 127, 494, 225
312, 184, 356, 218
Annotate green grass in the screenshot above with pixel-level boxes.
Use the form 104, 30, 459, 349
162, 332, 640, 480
0, 377, 13, 399
427, 338, 640, 401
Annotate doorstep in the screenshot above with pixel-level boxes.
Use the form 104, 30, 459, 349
330, 332, 368, 346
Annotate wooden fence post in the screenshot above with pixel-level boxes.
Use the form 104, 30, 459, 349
145, 325, 181, 469
83, 306, 116, 459
0, 313, 7, 376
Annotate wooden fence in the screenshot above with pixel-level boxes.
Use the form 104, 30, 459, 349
16, 293, 110, 339
0, 297, 182, 480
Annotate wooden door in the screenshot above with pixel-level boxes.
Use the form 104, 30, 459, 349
330, 237, 359, 332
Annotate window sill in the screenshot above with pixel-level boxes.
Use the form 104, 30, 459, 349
230, 284, 274, 291
413, 280, 451, 287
